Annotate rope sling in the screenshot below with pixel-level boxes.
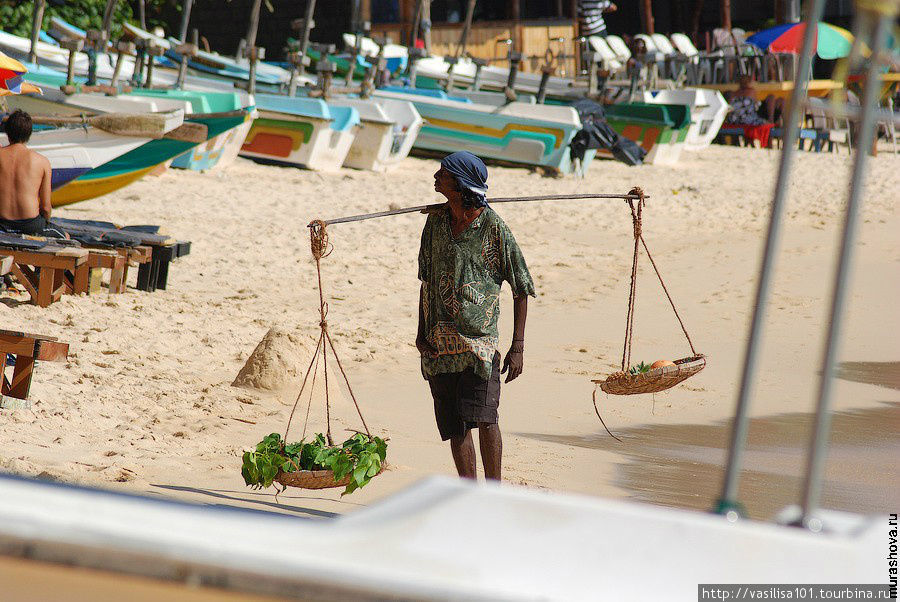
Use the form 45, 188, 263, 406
276, 220, 379, 490
591, 188, 706, 441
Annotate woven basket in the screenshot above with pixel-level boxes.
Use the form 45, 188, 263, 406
275, 466, 385, 490
594, 354, 706, 395
275, 469, 351, 490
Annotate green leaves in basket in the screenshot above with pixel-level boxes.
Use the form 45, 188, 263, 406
629, 361, 651, 375
240, 431, 388, 496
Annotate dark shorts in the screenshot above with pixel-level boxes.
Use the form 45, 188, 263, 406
0, 216, 66, 238
427, 353, 501, 441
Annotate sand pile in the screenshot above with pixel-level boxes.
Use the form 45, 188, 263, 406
233, 328, 316, 392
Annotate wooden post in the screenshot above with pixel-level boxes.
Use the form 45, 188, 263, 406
245, 0, 263, 53
298, 0, 316, 76
138, 0, 146, 30
111, 40, 135, 87
175, 30, 199, 89
640, 0, 655, 34
457, 0, 477, 57
28, 0, 46, 64
421, 0, 431, 54
690, 0, 704, 43
60, 38, 84, 86
409, 0, 424, 49
101, 0, 119, 49
721, 0, 731, 31
178, 0, 195, 43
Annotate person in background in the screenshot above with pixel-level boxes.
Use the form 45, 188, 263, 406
726, 74, 784, 126
0, 110, 65, 238
578, 0, 617, 38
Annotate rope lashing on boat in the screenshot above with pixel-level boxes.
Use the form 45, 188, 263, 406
284, 220, 371, 448
307, 192, 651, 228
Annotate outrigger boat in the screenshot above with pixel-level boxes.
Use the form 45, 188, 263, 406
240, 94, 360, 171
1, 112, 183, 191
374, 87, 593, 174
642, 89, 729, 152
326, 96, 423, 172
600, 102, 692, 165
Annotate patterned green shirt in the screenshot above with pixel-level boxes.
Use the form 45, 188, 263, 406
418, 205, 536, 380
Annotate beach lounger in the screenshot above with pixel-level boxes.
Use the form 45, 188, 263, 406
0, 329, 68, 404
0, 235, 88, 307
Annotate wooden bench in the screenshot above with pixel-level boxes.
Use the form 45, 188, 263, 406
0, 245, 89, 307
0, 329, 69, 403
50, 219, 191, 293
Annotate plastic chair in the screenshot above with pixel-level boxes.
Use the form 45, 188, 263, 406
605, 35, 632, 62
587, 36, 625, 76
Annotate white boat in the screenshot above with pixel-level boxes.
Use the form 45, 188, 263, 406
373, 87, 591, 174
643, 88, 729, 151
0, 475, 885, 600
327, 97, 422, 171
240, 94, 360, 172
1, 109, 184, 190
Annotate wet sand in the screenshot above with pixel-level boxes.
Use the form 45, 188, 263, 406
521, 398, 900, 521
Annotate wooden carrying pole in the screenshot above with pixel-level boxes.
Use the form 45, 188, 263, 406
310, 193, 651, 227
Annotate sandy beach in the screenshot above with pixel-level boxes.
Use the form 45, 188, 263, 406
2, 145, 898, 519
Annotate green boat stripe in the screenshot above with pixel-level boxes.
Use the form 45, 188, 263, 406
420, 125, 557, 156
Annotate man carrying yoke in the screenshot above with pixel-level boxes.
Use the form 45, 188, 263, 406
416, 151, 535, 480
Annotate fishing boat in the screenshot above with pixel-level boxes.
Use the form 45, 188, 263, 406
642, 89, 729, 151
239, 94, 360, 171
373, 87, 591, 174
599, 102, 691, 165
1, 115, 182, 191
127, 89, 255, 171
326, 97, 422, 172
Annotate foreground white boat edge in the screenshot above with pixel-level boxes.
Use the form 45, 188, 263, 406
0, 473, 886, 601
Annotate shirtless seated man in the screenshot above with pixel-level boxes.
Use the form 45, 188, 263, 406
0, 110, 66, 238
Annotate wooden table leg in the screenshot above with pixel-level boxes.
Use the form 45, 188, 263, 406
37, 267, 54, 307
73, 263, 90, 295
109, 255, 126, 294
0, 352, 8, 395
8, 353, 35, 399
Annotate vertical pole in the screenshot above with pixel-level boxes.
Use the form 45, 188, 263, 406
714, 0, 826, 518
409, 0, 424, 49
299, 0, 317, 76
178, 0, 195, 43
721, 0, 731, 31
690, 0, 704, 44
138, 0, 147, 30
421, 0, 432, 54
29, 0, 46, 65
101, 0, 119, 49
797, 9, 894, 529
245, 0, 263, 52
640, 0, 655, 34
457, 0, 477, 57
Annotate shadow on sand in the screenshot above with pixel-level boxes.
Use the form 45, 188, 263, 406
150, 483, 346, 519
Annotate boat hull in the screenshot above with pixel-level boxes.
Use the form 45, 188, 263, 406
598, 103, 691, 166
374, 89, 583, 172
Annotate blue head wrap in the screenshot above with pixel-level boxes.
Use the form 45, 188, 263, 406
441, 151, 488, 208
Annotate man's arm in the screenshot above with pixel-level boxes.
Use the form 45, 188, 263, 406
38, 157, 52, 220
415, 283, 436, 356
501, 294, 528, 383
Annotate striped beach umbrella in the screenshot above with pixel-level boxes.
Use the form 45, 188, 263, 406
747, 22, 854, 59
0, 51, 42, 96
